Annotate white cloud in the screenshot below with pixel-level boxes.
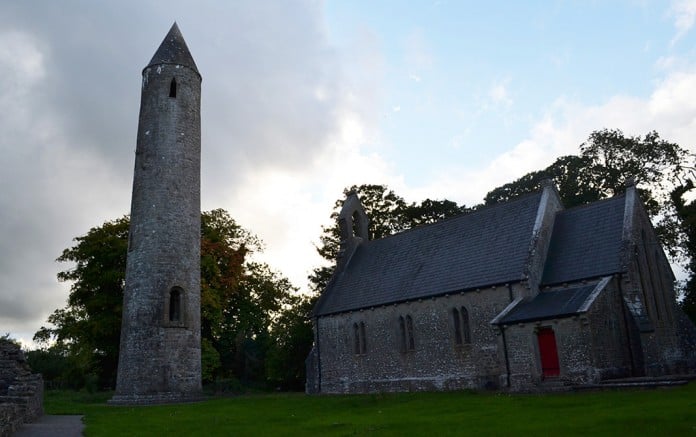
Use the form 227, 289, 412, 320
226, 111, 400, 290
488, 78, 513, 109
670, 0, 696, 44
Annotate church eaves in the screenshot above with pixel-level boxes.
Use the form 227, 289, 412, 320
146, 22, 199, 75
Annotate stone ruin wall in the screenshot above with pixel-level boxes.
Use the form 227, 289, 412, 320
0, 339, 43, 437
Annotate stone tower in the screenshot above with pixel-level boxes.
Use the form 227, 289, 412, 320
110, 23, 202, 405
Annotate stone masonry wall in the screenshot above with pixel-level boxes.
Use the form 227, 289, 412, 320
623, 192, 691, 376
0, 339, 43, 437
585, 278, 633, 379
315, 284, 522, 394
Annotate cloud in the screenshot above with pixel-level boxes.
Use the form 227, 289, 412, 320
670, 0, 696, 44
488, 78, 513, 109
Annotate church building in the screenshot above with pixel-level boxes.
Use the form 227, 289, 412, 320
306, 181, 696, 393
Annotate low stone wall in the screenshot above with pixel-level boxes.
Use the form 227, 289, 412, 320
0, 339, 43, 437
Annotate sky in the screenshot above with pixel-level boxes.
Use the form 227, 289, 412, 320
1, 1, 696, 347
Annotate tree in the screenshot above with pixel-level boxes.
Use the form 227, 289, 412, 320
266, 293, 316, 390
309, 184, 468, 292
672, 181, 696, 322
34, 217, 129, 388
35, 209, 303, 389
484, 155, 600, 208
213, 261, 299, 384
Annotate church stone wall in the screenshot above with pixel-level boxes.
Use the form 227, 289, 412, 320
622, 191, 692, 376
585, 279, 633, 379
315, 284, 520, 394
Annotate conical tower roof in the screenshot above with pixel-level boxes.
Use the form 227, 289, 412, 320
146, 22, 199, 75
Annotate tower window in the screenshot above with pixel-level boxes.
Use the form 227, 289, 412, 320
169, 287, 182, 322
169, 78, 177, 98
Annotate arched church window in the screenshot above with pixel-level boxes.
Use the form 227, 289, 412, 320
460, 306, 471, 344
359, 322, 367, 354
353, 322, 367, 355
398, 316, 407, 352
452, 308, 462, 345
406, 315, 415, 351
452, 307, 471, 346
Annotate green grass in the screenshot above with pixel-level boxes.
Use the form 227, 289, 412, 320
45, 384, 696, 436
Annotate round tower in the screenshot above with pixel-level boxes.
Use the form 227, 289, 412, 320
110, 23, 202, 405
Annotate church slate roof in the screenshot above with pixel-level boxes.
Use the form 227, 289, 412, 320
496, 280, 607, 325
313, 193, 543, 316
146, 23, 200, 75
541, 195, 626, 286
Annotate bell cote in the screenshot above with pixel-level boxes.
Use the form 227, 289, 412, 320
337, 192, 369, 269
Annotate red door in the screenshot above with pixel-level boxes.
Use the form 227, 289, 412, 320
537, 327, 560, 378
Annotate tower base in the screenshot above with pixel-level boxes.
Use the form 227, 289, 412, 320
108, 391, 205, 406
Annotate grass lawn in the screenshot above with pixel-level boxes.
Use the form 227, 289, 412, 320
45, 383, 696, 436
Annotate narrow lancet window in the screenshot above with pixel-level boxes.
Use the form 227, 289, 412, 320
461, 306, 471, 344
169, 288, 181, 322
406, 315, 415, 350
453, 308, 462, 345
169, 78, 177, 98
352, 321, 367, 355
399, 316, 407, 352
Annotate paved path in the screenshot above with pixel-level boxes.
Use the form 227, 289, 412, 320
14, 415, 84, 437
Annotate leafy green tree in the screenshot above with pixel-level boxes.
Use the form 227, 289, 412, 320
266, 293, 316, 390
402, 198, 470, 227
34, 217, 129, 388
672, 181, 696, 322
484, 155, 600, 208
213, 261, 299, 383
309, 184, 468, 292
25, 346, 73, 389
